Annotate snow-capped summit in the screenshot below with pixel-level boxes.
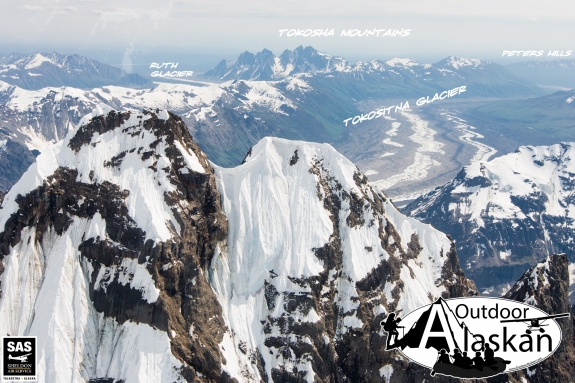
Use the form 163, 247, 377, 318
0, 107, 229, 382
0, 108, 477, 382
210, 136, 477, 382
21, 53, 60, 70
437, 56, 484, 70
385, 58, 419, 67
204, 46, 351, 81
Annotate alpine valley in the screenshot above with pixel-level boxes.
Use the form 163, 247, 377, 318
0, 46, 547, 193
0, 107, 481, 382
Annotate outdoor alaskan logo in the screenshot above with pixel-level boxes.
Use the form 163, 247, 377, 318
382, 297, 569, 379
2, 336, 37, 381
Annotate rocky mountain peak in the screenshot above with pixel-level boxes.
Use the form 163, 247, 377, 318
0, 108, 478, 382
0, 107, 232, 382
504, 253, 575, 382
211, 137, 477, 382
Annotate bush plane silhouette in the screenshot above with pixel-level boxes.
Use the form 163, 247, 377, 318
500, 313, 570, 334
8, 353, 32, 362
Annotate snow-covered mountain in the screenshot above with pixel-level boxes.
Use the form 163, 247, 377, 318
202, 46, 544, 98
0, 78, 318, 157
504, 253, 575, 383
0, 52, 150, 90
203, 46, 487, 81
0, 108, 477, 382
404, 143, 575, 295
204, 46, 351, 80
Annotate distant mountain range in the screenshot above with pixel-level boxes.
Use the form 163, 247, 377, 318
0, 78, 352, 167
0, 47, 550, 192
0, 52, 151, 90
203, 46, 544, 98
506, 59, 575, 90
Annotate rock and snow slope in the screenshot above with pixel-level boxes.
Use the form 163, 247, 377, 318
404, 143, 575, 295
0, 78, 316, 168
504, 253, 575, 383
0, 79, 294, 151
210, 137, 477, 382
0, 108, 476, 382
0, 108, 231, 382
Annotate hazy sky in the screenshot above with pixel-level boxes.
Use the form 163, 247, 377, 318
1, 0, 574, 72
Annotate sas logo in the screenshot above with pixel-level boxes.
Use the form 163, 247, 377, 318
2, 336, 37, 381
382, 297, 569, 379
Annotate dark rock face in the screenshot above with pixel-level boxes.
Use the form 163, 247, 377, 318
503, 254, 575, 383
0, 110, 233, 382
305, 163, 476, 383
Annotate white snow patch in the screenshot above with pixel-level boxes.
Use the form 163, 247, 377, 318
382, 138, 403, 147
24, 53, 55, 70
173, 140, 206, 174
379, 365, 394, 382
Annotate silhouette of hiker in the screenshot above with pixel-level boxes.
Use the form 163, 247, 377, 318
451, 348, 463, 367
437, 349, 452, 365
382, 313, 404, 347
484, 343, 495, 365
461, 351, 473, 368
472, 351, 484, 371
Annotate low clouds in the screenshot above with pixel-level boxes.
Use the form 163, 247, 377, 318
22, 5, 44, 11
90, 3, 175, 35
